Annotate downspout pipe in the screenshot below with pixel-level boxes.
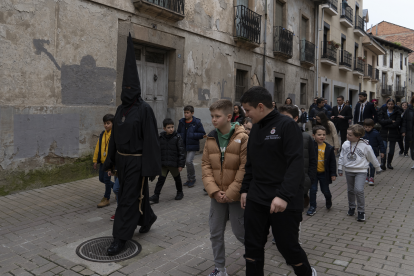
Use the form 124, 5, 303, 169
316, 5, 325, 98
262, 0, 267, 87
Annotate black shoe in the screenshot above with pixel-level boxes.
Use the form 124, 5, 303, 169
347, 208, 356, 216
175, 191, 184, 200
399, 150, 404, 156
139, 215, 157, 233
107, 238, 126, 256
304, 194, 310, 209
404, 154, 410, 158
380, 164, 386, 171
326, 200, 332, 210
387, 164, 394, 170
149, 194, 159, 204
357, 212, 365, 222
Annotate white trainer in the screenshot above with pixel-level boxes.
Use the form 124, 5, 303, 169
311, 266, 318, 276
208, 268, 228, 276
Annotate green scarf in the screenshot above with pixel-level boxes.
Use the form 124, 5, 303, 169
217, 122, 238, 162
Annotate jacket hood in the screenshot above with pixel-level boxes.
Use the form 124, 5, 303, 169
121, 33, 141, 106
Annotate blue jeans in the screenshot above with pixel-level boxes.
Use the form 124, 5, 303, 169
383, 141, 396, 155
310, 172, 332, 208
184, 150, 196, 181
99, 164, 114, 199
367, 163, 376, 178
113, 177, 119, 204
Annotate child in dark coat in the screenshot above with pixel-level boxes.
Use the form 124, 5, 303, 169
363, 119, 385, 185
307, 125, 337, 216
149, 118, 186, 203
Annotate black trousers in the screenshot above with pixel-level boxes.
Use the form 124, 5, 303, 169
244, 199, 311, 276
337, 128, 348, 148
113, 154, 155, 241
398, 135, 410, 154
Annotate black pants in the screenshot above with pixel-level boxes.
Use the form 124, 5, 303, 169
398, 135, 410, 154
337, 128, 348, 148
113, 154, 155, 240
244, 199, 311, 276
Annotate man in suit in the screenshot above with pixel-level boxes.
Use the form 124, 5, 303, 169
353, 92, 378, 125
331, 96, 353, 149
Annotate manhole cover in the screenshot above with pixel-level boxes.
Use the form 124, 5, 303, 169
76, 237, 141, 263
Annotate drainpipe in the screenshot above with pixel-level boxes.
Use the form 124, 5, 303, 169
314, 4, 321, 97
262, 0, 267, 87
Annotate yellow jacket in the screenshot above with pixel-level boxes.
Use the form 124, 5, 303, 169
93, 130, 112, 163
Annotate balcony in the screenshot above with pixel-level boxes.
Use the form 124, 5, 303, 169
340, 4, 353, 28
371, 68, 380, 83
353, 58, 364, 76
234, 5, 262, 49
133, 0, 185, 22
381, 84, 392, 97
320, 0, 338, 16
300, 39, 315, 67
339, 50, 352, 71
354, 15, 366, 37
273, 26, 293, 59
320, 41, 338, 66
395, 86, 406, 97
364, 64, 373, 80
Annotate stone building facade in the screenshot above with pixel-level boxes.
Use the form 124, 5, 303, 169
0, 0, 316, 192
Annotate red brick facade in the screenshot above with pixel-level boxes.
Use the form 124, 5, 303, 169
368, 21, 414, 63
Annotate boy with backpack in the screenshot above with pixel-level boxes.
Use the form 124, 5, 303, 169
149, 118, 185, 203
363, 119, 385, 186
177, 105, 206, 188
202, 99, 248, 276
93, 114, 115, 208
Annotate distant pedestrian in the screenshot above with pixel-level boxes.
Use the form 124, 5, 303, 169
177, 105, 206, 188
331, 96, 353, 149
354, 92, 378, 125
202, 99, 248, 276
285, 97, 302, 117
315, 112, 340, 152
362, 119, 385, 186
338, 125, 382, 222
300, 108, 308, 131
309, 98, 328, 126
149, 118, 185, 204
398, 102, 409, 157
306, 125, 337, 216
232, 103, 245, 124
93, 114, 115, 209
401, 97, 414, 165
323, 98, 333, 118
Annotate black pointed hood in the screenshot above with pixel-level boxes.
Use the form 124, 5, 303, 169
121, 33, 141, 105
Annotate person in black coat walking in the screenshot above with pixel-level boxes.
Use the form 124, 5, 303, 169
149, 118, 186, 203
398, 102, 410, 157
401, 99, 414, 163
378, 99, 402, 169
331, 96, 353, 148
353, 92, 378, 125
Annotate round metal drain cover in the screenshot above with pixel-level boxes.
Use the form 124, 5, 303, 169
76, 237, 141, 263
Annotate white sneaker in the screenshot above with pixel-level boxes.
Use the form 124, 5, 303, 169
208, 268, 228, 276
365, 177, 369, 183
311, 267, 318, 276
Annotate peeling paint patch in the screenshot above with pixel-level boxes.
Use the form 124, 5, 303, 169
215, 19, 220, 31
219, 0, 227, 10
13, 114, 80, 159
198, 88, 210, 100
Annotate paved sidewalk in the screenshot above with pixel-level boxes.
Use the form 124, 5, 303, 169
0, 153, 414, 276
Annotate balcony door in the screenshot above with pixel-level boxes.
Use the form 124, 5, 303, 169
135, 46, 168, 131
396, 75, 401, 89
275, 0, 283, 27
237, 0, 248, 6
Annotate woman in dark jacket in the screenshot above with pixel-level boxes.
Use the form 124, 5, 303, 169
401, 97, 414, 165
378, 99, 402, 169
398, 102, 410, 157
231, 104, 245, 124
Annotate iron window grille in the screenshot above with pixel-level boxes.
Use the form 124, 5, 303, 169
321, 41, 338, 63
340, 4, 353, 24
234, 5, 262, 44
396, 86, 406, 97
300, 39, 315, 65
354, 58, 364, 73
144, 0, 185, 15
273, 26, 293, 58
339, 50, 352, 68
374, 68, 379, 80
364, 64, 373, 78
381, 84, 392, 96
355, 15, 364, 32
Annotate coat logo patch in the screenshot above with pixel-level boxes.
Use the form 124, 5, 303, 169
234, 139, 241, 143
270, 127, 276, 134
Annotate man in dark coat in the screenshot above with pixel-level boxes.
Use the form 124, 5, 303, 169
331, 95, 353, 148
309, 98, 328, 126
323, 98, 333, 118
353, 92, 378, 125
103, 33, 161, 255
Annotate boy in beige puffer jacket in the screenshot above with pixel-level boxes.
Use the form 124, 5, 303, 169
202, 99, 248, 276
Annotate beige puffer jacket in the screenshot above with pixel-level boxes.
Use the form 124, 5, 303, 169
202, 124, 248, 202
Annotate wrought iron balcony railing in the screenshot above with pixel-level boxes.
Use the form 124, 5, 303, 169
339, 50, 352, 68
323, 0, 338, 12
354, 58, 364, 73
395, 86, 406, 97
381, 84, 392, 96
300, 39, 315, 65
355, 15, 364, 32
273, 26, 293, 58
340, 4, 353, 24
144, 0, 185, 15
321, 41, 338, 63
373, 68, 379, 81
364, 64, 373, 78
234, 5, 261, 44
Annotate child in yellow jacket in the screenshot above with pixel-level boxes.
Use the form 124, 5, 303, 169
93, 114, 115, 209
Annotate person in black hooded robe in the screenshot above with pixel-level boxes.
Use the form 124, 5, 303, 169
103, 33, 161, 256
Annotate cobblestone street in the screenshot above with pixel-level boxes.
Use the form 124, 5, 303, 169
1, 153, 414, 276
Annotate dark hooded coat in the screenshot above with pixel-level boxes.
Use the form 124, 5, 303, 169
103, 33, 161, 241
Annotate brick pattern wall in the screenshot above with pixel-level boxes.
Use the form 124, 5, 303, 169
368, 21, 414, 63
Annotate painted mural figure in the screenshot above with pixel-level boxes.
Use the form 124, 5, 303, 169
103, 33, 161, 256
